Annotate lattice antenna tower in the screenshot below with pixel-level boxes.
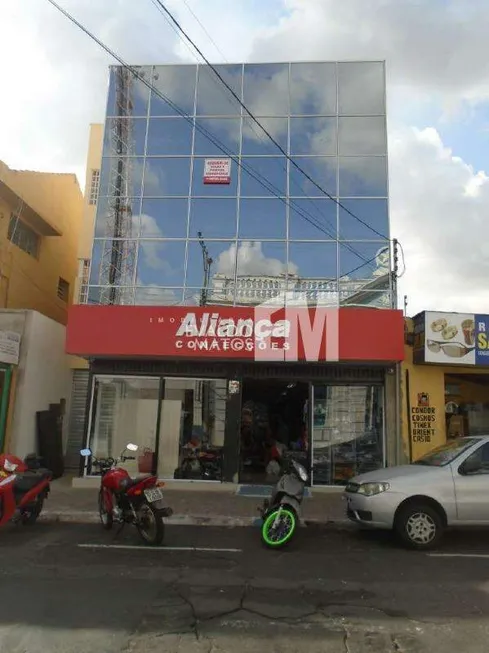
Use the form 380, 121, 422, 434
99, 67, 139, 305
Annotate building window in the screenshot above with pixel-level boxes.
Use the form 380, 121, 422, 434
88, 169, 100, 205
78, 258, 90, 303
7, 214, 40, 258
57, 277, 70, 302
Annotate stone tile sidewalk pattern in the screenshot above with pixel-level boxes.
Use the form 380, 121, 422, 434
42, 478, 349, 527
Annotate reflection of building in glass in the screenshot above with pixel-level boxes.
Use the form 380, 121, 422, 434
86, 61, 392, 309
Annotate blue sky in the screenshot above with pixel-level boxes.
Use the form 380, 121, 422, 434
1, 0, 489, 314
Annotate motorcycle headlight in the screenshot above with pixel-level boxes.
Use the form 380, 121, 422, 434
357, 482, 390, 496
4, 459, 17, 472
294, 462, 308, 482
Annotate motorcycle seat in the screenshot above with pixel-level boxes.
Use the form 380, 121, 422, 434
118, 475, 152, 491
14, 470, 51, 493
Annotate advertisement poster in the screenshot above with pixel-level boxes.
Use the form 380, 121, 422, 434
424, 311, 476, 365
0, 330, 21, 365
203, 158, 231, 185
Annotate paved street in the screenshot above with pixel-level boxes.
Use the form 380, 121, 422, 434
2, 521, 489, 652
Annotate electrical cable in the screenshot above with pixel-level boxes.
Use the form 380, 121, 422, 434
152, 0, 389, 241
45, 0, 373, 268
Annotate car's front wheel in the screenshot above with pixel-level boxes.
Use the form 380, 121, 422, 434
395, 502, 444, 550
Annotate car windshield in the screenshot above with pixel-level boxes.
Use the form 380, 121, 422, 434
412, 438, 480, 467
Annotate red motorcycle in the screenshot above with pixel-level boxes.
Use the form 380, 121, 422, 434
81, 443, 173, 546
0, 453, 52, 527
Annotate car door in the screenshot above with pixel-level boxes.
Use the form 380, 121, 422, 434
453, 442, 489, 523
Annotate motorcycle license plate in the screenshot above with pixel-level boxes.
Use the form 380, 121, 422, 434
144, 487, 164, 503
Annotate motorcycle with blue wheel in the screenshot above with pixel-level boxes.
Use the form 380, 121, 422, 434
257, 457, 308, 548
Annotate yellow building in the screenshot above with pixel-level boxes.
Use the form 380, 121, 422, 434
402, 311, 489, 463
0, 160, 83, 456
64, 124, 103, 469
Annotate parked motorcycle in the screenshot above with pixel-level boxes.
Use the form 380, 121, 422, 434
80, 443, 173, 546
257, 457, 308, 549
0, 453, 52, 527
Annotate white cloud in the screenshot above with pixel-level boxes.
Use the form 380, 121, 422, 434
391, 126, 489, 315
216, 241, 298, 277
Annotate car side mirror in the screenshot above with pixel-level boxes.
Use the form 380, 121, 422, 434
461, 457, 481, 475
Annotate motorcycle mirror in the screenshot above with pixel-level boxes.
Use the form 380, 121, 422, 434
80, 448, 92, 457
126, 443, 138, 452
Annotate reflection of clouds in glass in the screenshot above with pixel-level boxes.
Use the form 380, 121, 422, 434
338, 117, 386, 156
290, 118, 337, 156
290, 63, 337, 115
339, 157, 388, 197
216, 241, 298, 276
241, 117, 288, 153
338, 62, 385, 115
135, 282, 177, 306
196, 64, 242, 116
151, 65, 196, 116
243, 64, 289, 115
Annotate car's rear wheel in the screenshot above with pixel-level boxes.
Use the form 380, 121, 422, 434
395, 502, 444, 550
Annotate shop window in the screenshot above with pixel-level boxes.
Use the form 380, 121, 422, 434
87, 376, 160, 474
160, 378, 226, 481
311, 384, 384, 486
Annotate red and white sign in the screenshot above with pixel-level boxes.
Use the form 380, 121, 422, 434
66, 305, 405, 363
203, 158, 231, 185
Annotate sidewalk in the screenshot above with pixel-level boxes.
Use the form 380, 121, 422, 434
42, 477, 350, 528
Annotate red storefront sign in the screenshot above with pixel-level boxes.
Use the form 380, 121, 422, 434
66, 305, 405, 362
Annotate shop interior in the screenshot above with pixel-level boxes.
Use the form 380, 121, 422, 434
239, 379, 309, 484
444, 374, 489, 439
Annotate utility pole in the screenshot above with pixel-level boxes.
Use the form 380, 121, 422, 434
198, 231, 213, 306
403, 295, 408, 317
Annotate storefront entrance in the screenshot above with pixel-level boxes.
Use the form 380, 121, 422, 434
239, 379, 309, 484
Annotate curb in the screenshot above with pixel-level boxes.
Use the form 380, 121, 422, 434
40, 510, 352, 530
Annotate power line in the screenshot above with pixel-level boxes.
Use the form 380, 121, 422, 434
44, 0, 372, 268
180, 0, 228, 63
152, 0, 389, 241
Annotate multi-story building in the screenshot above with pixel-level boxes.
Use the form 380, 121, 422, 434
67, 61, 405, 487
0, 161, 83, 458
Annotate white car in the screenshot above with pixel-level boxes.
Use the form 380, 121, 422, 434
344, 436, 489, 550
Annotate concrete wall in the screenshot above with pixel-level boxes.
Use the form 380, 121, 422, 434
8, 311, 71, 458
0, 161, 83, 326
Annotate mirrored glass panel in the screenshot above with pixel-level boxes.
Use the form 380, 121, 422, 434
140, 198, 189, 238
238, 198, 286, 239
311, 384, 384, 485
243, 63, 289, 115
289, 198, 337, 240
87, 286, 135, 305
182, 288, 204, 305
338, 62, 385, 115
338, 117, 386, 156
87, 286, 102, 305
290, 157, 337, 198
191, 159, 238, 197
136, 240, 186, 286
89, 240, 138, 286
94, 197, 142, 238
338, 199, 389, 240
339, 157, 387, 197
150, 65, 196, 116
102, 118, 147, 157
162, 378, 227, 481
135, 287, 184, 305
147, 118, 193, 155
241, 117, 288, 155
196, 64, 242, 116
236, 240, 288, 279
290, 62, 337, 115
143, 158, 191, 196
289, 242, 338, 281
189, 198, 237, 239
287, 276, 339, 307
106, 66, 152, 117
290, 117, 337, 155
339, 241, 390, 285
240, 157, 287, 197
100, 157, 145, 197
186, 240, 237, 287
89, 239, 104, 285
194, 118, 240, 156
233, 275, 286, 306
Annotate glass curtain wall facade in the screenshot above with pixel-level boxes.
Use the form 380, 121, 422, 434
87, 61, 391, 308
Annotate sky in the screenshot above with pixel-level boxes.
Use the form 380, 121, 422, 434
1, 0, 489, 315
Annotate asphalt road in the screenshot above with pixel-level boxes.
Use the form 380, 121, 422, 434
1, 520, 489, 653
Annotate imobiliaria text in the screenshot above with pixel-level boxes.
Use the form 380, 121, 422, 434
150, 309, 340, 362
